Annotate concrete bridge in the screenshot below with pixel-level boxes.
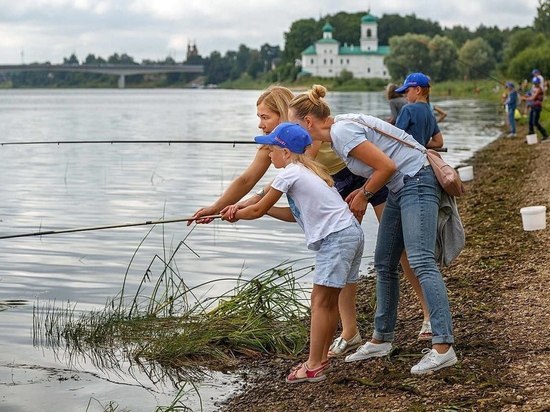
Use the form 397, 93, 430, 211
0, 64, 204, 88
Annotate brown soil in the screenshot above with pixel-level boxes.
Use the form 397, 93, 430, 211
220, 130, 550, 412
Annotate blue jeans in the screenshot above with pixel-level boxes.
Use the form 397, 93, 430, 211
507, 106, 516, 134
528, 107, 548, 137
373, 165, 454, 344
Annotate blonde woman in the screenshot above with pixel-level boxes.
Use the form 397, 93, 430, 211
287, 85, 457, 375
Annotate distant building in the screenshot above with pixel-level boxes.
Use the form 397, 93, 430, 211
300, 12, 390, 79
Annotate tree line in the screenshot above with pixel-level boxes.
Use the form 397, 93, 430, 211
2, 1, 549, 88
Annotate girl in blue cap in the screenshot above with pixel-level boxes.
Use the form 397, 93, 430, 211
288, 85, 458, 375
221, 122, 364, 384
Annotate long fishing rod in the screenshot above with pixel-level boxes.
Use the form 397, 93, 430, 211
0, 214, 222, 240
0, 139, 256, 147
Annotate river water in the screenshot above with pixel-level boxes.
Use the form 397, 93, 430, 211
0, 89, 501, 411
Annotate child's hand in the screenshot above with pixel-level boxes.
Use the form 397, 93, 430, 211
221, 204, 242, 223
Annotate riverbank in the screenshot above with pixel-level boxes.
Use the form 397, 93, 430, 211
221, 127, 550, 411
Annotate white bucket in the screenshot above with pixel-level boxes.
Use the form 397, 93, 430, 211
526, 134, 538, 145
520, 206, 547, 231
457, 166, 474, 182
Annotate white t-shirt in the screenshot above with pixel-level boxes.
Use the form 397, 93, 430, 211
331, 114, 427, 193
271, 162, 355, 250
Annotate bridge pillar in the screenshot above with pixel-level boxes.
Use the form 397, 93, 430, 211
118, 74, 125, 89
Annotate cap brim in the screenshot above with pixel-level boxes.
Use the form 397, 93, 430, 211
254, 135, 274, 145
394, 85, 408, 93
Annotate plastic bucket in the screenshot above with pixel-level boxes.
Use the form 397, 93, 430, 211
520, 206, 547, 231
457, 166, 474, 182
526, 134, 538, 145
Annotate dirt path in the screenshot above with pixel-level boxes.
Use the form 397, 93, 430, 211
221, 132, 550, 412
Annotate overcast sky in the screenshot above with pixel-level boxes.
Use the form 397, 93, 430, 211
0, 0, 541, 64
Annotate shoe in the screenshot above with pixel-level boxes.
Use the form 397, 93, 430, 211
328, 331, 362, 357
345, 341, 392, 363
417, 320, 433, 341
410, 347, 458, 375
507, 133, 516, 137
286, 362, 327, 384
291, 359, 330, 372
542, 136, 549, 142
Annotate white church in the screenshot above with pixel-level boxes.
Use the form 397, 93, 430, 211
300, 13, 390, 79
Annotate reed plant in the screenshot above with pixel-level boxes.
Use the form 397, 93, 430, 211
33, 227, 313, 371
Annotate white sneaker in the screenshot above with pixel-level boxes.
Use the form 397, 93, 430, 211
344, 341, 392, 363
410, 347, 458, 375
328, 332, 362, 357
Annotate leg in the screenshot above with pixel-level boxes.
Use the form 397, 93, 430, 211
528, 108, 535, 134
376, 202, 430, 325
336, 283, 359, 341
400, 251, 430, 322
508, 108, 516, 134
533, 107, 549, 138
372, 192, 404, 343
399, 167, 454, 350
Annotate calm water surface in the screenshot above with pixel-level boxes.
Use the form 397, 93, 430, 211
0, 89, 500, 411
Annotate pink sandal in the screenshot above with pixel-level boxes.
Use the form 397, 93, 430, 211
286, 362, 327, 384
290, 359, 330, 372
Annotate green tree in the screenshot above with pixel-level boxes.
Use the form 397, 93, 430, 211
502, 29, 545, 74
534, 0, 550, 35
507, 39, 550, 82
458, 38, 496, 79
378, 13, 442, 45
428, 35, 459, 81
384, 34, 431, 80
442, 25, 474, 48
282, 18, 320, 63
473, 25, 508, 62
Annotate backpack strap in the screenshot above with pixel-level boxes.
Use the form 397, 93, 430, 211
336, 117, 427, 154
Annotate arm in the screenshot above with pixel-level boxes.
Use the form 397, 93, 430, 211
347, 141, 397, 221
426, 131, 444, 149
190, 147, 271, 224
433, 105, 447, 123
266, 206, 296, 222
222, 188, 283, 221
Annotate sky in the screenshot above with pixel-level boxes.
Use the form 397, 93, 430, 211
0, 0, 541, 64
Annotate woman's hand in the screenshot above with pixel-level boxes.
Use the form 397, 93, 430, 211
188, 206, 219, 225
346, 189, 368, 223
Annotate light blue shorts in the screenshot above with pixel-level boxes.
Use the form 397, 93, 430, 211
313, 220, 364, 288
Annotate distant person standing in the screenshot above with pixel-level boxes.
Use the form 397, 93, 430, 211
521, 76, 548, 141
385, 83, 407, 125
504, 82, 518, 137
532, 69, 546, 91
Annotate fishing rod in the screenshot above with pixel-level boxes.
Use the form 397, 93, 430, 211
0, 214, 222, 240
0, 139, 256, 147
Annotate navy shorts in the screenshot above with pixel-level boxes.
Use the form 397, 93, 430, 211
332, 167, 388, 207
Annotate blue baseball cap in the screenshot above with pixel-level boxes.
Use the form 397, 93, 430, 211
505, 81, 515, 88
532, 69, 540, 75
395, 72, 431, 93
532, 76, 541, 84
254, 122, 312, 154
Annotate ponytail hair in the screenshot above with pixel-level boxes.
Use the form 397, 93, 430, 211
289, 84, 331, 120
293, 153, 334, 187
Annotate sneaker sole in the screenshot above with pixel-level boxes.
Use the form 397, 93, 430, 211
344, 349, 391, 363
410, 356, 458, 375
